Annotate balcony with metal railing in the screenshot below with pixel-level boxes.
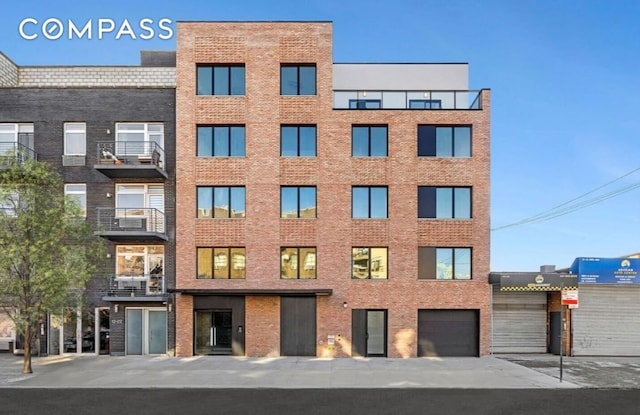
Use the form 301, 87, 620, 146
0, 138, 37, 168
95, 207, 167, 241
333, 90, 483, 110
94, 141, 167, 179
103, 273, 166, 300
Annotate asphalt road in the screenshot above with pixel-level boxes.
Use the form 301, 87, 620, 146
0, 389, 637, 415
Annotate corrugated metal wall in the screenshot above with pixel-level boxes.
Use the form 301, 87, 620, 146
572, 286, 640, 356
492, 288, 547, 353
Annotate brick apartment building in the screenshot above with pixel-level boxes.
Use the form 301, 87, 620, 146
0, 51, 176, 356
173, 21, 491, 358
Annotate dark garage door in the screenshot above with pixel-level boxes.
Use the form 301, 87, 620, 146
281, 296, 316, 356
418, 309, 479, 357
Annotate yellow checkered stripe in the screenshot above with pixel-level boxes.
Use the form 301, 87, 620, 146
500, 286, 578, 291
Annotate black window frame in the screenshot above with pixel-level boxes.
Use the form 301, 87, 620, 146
352, 247, 388, 280
280, 125, 317, 157
417, 125, 472, 157
197, 125, 246, 157
280, 186, 317, 218
280, 64, 317, 96
196, 186, 246, 219
418, 247, 472, 280
409, 99, 442, 109
352, 186, 388, 219
349, 99, 382, 109
196, 64, 246, 96
418, 186, 472, 219
352, 125, 388, 157
280, 247, 317, 279
197, 247, 246, 279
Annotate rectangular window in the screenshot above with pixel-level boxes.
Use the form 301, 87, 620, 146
409, 99, 442, 109
197, 65, 245, 96
280, 125, 316, 157
418, 187, 471, 219
116, 245, 164, 276
0, 123, 34, 156
281, 64, 316, 95
418, 247, 471, 280
115, 123, 164, 160
349, 99, 382, 109
197, 247, 246, 279
64, 123, 86, 155
197, 126, 245, 157
352, 248, 388, 279
352, 126, 387, 157
417, 125, 471, 157
281, 186, 316, 218
197, 186, 245, 218
352, 186, 387, 218
65, 183, 86, 217
281, 247, 316, 279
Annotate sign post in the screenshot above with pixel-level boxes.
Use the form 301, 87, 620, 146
559, 289, 578, 382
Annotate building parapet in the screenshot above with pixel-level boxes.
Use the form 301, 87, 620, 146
0, 52, 18, 87
16, 66, 176, 88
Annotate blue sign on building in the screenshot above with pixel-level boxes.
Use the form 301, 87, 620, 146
571, 257, 640, 284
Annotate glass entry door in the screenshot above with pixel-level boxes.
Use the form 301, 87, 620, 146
195, 310, 232, 355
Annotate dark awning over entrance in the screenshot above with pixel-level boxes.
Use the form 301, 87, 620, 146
489, 272, 577, 291
169, 288, 332, 296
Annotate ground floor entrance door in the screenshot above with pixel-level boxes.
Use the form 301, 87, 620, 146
126, 308, 166, 355
195, 310, 233, 355
352, 309, 388, 357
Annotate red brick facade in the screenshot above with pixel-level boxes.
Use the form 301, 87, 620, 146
175, 22, 491, 358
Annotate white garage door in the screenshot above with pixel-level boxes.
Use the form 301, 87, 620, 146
572, 285, 640, 356
492, 289, 547, 353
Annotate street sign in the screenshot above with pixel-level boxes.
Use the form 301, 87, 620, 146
562, 289, 579, 307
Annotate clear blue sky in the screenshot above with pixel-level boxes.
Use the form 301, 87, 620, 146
2, 0, 638, 271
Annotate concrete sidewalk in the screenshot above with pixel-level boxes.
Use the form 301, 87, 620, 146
0, 353, 578, 389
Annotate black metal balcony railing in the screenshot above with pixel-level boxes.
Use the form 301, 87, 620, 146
333, 90, 483, 110
96, 207, 166, 235
107, 274, 165, 297
0, 140, 37, 167
96, 141, 165, 170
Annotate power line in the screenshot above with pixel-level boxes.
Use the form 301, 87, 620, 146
491, 167, 640, 231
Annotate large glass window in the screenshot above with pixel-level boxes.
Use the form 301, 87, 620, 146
197, 186, 245, 218
197, 247, 246, 279
0, 123, 34, 155
281, 64, 316, 95
281, 247, 316, 279
418, 125, 471, 157
352, 186, 388, 218
418, 247, 471, 280
352, 126, 387, 157
65, 184, 86, 217
352, 248, 388, 279
197, 65, 245, 96
197, 126, 245, 157
116, 245, 164, 276
281, 125, 316, 157
64, 123, 86, 155
115, 123, 164, 158
418, 187, 471, 219
281, 186, 316, 218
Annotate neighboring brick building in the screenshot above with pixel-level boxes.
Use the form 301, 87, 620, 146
0, 51, 176, 356
174, 22, 491, 358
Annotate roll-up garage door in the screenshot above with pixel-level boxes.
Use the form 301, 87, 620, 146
572, 285, 640, 356
492, 288, 547, 353
418, 309, 479, 357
